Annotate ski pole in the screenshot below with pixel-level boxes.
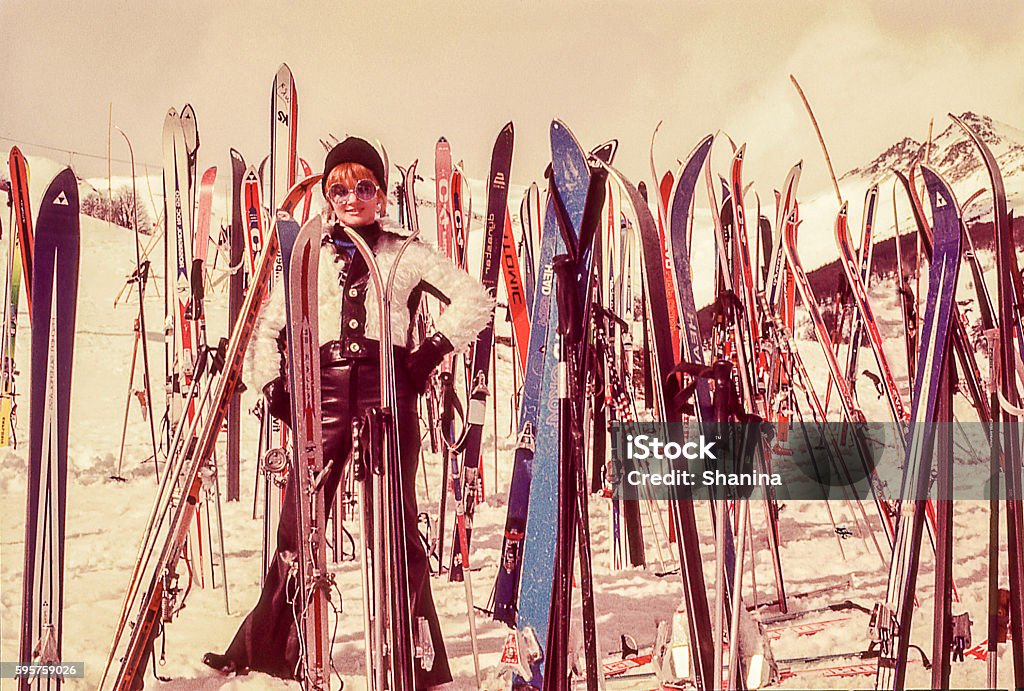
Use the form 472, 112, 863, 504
113, 322, 141, 480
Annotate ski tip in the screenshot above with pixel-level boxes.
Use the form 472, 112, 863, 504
51, 166, 78, 187
43, 168, 79, 211
590, 140, 618, 164
690, 134, 715, 162
919, 164, 952, 198
948, 113, 984, 150
180, 105, 197, 145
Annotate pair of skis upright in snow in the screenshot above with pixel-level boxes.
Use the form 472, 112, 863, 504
159, 105, 229, 594
496, 121, 610, 690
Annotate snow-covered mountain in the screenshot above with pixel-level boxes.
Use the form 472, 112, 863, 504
812, 113, 1021, 303
784, 111, 1024, 275
844, 112, 1024, 188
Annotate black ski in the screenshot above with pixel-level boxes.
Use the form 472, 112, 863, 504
19, 168, 80, 691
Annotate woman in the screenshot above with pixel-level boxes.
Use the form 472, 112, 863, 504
203, 136, 492, 689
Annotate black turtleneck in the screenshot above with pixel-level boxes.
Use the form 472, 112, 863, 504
327, 221, 382, 260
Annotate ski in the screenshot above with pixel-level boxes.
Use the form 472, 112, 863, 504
894, 168, 990, 426
874, 165, 962, 691
450, 164, 469, 272
269, 63, 298, 211
544, 119, 609, 691
435, 137, 453, 259
449, 122, 514, 581
500, 207, 530, 371
841, 185, 879, 400
281, 213, 331, 689
8, 146, 34, 318
603, 159, 716, 691
18, 169, 79, 691
834, 202, 908, 425
502, 124, 614, 690
225, 149, 246, 501
179, 104, 199, 196
0, 181, 18, 448
242, 165, 267, 277
2, 146, 33, 448
505, 224, 562, 688
345, 218, 422, 689
190, 166, 217, 381
667, 134, 759, 688
242, 160, 286, 584
161, 108, 195, 430
298, 158, 314, 224
494, 193, 560, 627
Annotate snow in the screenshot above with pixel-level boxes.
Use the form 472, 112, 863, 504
1, 124, 1021, 691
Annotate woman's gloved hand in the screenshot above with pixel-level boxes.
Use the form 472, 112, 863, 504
406, 333, 454, 394
263, 376, 291, 422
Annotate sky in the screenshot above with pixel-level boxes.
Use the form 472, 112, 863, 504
2, 1, 1022, 199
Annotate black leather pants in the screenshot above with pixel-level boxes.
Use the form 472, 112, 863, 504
221, 346, 452, 688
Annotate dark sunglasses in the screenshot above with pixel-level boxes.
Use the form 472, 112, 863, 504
327, 179, 379, 204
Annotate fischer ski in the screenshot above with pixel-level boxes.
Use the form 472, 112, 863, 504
18, 168, 80, 691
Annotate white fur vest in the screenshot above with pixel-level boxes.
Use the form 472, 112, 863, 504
244, 214, 493, 391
